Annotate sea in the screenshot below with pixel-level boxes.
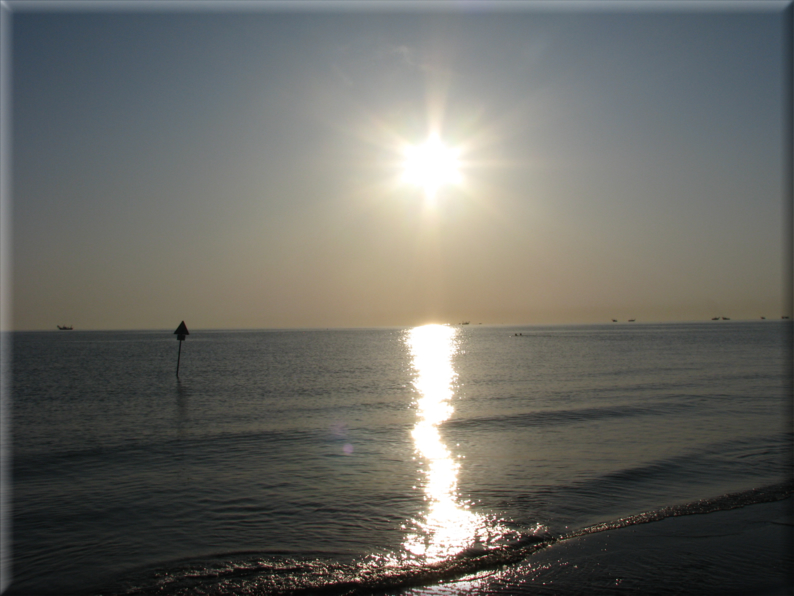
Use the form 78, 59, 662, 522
6, 321, 793, 595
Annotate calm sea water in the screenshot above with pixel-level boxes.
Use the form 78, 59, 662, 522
7, 322, 792, 595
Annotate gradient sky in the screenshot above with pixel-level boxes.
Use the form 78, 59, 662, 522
7, 1, 790, 330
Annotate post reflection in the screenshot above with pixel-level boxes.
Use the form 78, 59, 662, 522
403, 324, 487, 562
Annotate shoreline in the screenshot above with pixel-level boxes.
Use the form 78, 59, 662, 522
406, 496, 793, 595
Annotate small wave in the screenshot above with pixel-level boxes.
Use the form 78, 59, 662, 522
565, 480, 793, 539
445, 400, 697, 432
102, 532, 551, 596
102, 482, 791, 596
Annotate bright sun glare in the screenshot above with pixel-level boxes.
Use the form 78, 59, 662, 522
401, 135, 462, 201
403, 324, 503, 562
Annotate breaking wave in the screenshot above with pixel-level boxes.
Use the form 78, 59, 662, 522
102, 481, 791, 596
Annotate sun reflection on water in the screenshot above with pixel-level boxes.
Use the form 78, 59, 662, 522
403, 324, 492, 562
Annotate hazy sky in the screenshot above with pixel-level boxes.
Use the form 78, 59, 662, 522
7, 1, 790, 330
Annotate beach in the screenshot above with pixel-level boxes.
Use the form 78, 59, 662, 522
10, 6, 789, 594
405, 496, 792, 595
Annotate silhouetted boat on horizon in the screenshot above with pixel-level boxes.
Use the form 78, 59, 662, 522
57, 325, 73, 330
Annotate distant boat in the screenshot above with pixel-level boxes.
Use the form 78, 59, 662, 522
460, 321, 470, 325
721, 317, 730, 321
783, 316, 790, 320
612, 319, 617, 323
57, 325, 73, 330
711, 317, 720, 321
628, 319, 635, 322
760, 316, 766, 320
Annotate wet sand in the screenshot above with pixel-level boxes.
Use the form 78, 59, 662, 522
405, 497, 793, 595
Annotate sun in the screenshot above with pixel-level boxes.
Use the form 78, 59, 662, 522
401, 135, 462, 201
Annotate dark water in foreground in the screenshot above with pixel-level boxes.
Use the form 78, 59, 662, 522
8, 322, 792, 595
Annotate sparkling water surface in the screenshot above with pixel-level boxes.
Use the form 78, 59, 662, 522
9, 322, 791, 595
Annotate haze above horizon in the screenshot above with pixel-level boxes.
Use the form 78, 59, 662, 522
8, 2, 789, 331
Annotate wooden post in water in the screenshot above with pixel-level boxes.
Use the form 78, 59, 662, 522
174, 321, 189, 378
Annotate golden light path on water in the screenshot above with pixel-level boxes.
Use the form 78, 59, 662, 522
403, 324, 500, 563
